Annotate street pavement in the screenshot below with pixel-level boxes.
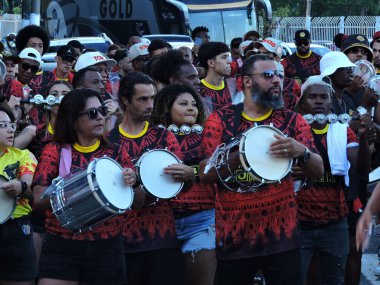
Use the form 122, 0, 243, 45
361, 233, 380, 284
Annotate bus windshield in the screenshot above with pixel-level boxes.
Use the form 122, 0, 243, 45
188, 9, 257, 44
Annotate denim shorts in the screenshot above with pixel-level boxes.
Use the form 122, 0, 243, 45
175, 209, 216, 253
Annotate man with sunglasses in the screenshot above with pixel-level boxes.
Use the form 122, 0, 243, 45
199, 54, 323, 285
53, 45, 76, 83
281, 29, 321, 84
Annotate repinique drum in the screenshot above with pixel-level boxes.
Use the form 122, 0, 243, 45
50, 157, 134, 232
353, 60, 376, 85
0, 175, 16, 224
368, 75, 380, 97
214, 124, 293, 192
135, 149, 183, 203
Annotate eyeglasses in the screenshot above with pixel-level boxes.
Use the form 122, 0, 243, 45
0, 121, 17, 130
61, 56, 76, 64
295, 40, 310, 46
78, 106, 108, 120
247, 70, 284, 80
21, 62, 39, 73
337, 67, 355, 72
347, 47, 369, 55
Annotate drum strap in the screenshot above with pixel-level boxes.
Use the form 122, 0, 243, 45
59, 145, 72, 177
232, 103, 244, 138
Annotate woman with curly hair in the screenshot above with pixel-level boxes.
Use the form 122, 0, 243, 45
151, 84, 216, 285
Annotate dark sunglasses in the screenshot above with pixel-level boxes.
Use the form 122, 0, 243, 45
296, 40, 310, 46
347, 47, 369, 55
78, 106, 108, 120
61, 56, 76, 64
21, 62, 39, 73
247, 69, 284, 80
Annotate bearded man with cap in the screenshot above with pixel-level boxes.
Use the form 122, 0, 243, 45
294, 75, 371, 285
281, 29, 321, 84
52, 45, 76, 83
128, 41, 150, 72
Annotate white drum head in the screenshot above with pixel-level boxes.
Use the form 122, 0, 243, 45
137, 150, 182, 199
241, 126, 291, 181
0, 179, 15, 224
91, 158, 133, 210
354, 60, 376, 85
369, 75, 380, 97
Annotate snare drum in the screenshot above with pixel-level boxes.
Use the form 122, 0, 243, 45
50, 157, 134, 232
135, 149, 183, 203
215, 124, 293, 192
0, 175, 16, 224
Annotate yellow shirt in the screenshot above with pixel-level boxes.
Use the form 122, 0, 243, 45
0, 147, 37, 218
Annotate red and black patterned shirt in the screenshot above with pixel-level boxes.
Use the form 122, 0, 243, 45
297, 125, 358, 227
108, 123, 182, 252
283, 77, 301, 111
28, 123, 54, 161
281, 52, 321, 83
171, 133, 215, 217
199, 79, 232, 115
32, 141, 134, 241
29, 70, 55, 97
202, 105, 317, 260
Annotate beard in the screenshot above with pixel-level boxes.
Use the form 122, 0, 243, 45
250, 85, 283, 109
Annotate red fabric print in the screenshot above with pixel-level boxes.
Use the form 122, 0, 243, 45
281, 52, 321, 83
108, 125, 181, 252
282, 77, 301, 111
202, 104, 317, 259
29, 71, 55, 96
32, 142, 133, 241
297, 127, 357, 226
199, 80, 232, 113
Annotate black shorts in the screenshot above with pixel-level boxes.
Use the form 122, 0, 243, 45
30, 209, 46, 234
0, 215, 37, 281
38, 234, 126, 284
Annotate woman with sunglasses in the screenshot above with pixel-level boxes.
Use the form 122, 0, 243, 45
0, 104, 38, 285
151, 84, 217, 285
32, 88, 138, 285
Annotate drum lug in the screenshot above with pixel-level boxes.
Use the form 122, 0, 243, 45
277, 179, 281, 184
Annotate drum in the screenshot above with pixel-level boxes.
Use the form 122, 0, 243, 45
135, 149, 183, 203
354, 60, 376, 85
50, 157, 134, 232
215, 124, 293, 192
368, 75, 380, 97
0, 175, 16, 224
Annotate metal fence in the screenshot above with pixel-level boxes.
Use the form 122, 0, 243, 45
0, 14, 21, 38
270, 16, 380, 47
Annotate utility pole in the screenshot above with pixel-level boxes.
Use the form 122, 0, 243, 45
305, 0, 312, 31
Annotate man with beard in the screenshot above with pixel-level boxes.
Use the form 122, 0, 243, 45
198, 54, 323, 285
52, 45, 76, 83
371, 34, 380, 74
281, 29, 321, 84
198, 42, 232, 114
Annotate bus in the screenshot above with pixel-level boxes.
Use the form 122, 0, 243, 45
40, 0, 272, 44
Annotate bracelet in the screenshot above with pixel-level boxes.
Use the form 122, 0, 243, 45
18, 181, 28, 197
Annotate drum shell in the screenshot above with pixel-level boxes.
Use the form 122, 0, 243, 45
0, 176, 16, 224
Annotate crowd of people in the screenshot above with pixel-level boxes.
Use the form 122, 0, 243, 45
0, 23, 380, 285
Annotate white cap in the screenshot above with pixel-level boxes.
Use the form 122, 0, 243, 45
239, 40, 253, 56
19, 47, 42, 65
320, 51, 356, 76
0, 60, 5, 79
254, 37, 284, 58
295, 75, 334, 112
75, 51, 117, 72
128, 41, 150, 61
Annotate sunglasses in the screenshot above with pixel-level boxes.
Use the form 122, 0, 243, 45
247, 70, 284, 80
21, 62, 39, 73
347, 47, 369, 55
296, 40, 310, 46
78, 106, 108, 120
0, 121, 17, 130
337, 67, 355, 72
61, 56, 76, 64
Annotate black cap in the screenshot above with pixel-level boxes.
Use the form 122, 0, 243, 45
294, 29, 311, 41
342, 34, 372, 62
67, 40, 84, 52
113, 49, 129, 62
57, 45, 76, 59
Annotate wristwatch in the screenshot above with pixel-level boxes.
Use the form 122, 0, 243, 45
298, 147, 311, 163
18, 181, 28, 197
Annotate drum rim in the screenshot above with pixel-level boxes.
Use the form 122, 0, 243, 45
239, 125, 293, 183
87, 157, 134, 213
135, 148, 184, 199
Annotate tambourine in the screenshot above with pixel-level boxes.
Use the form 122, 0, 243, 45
20, 94, 64, 106
303, 106, 367, 124
354, 60, 376, 85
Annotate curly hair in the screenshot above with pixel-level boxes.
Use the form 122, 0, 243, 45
191, 26, 209, 40
151, 84, 206, 127
15, 25, 50, 54
150, 49, 191, 85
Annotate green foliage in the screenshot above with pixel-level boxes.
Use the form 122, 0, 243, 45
12, 6, 21, 14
